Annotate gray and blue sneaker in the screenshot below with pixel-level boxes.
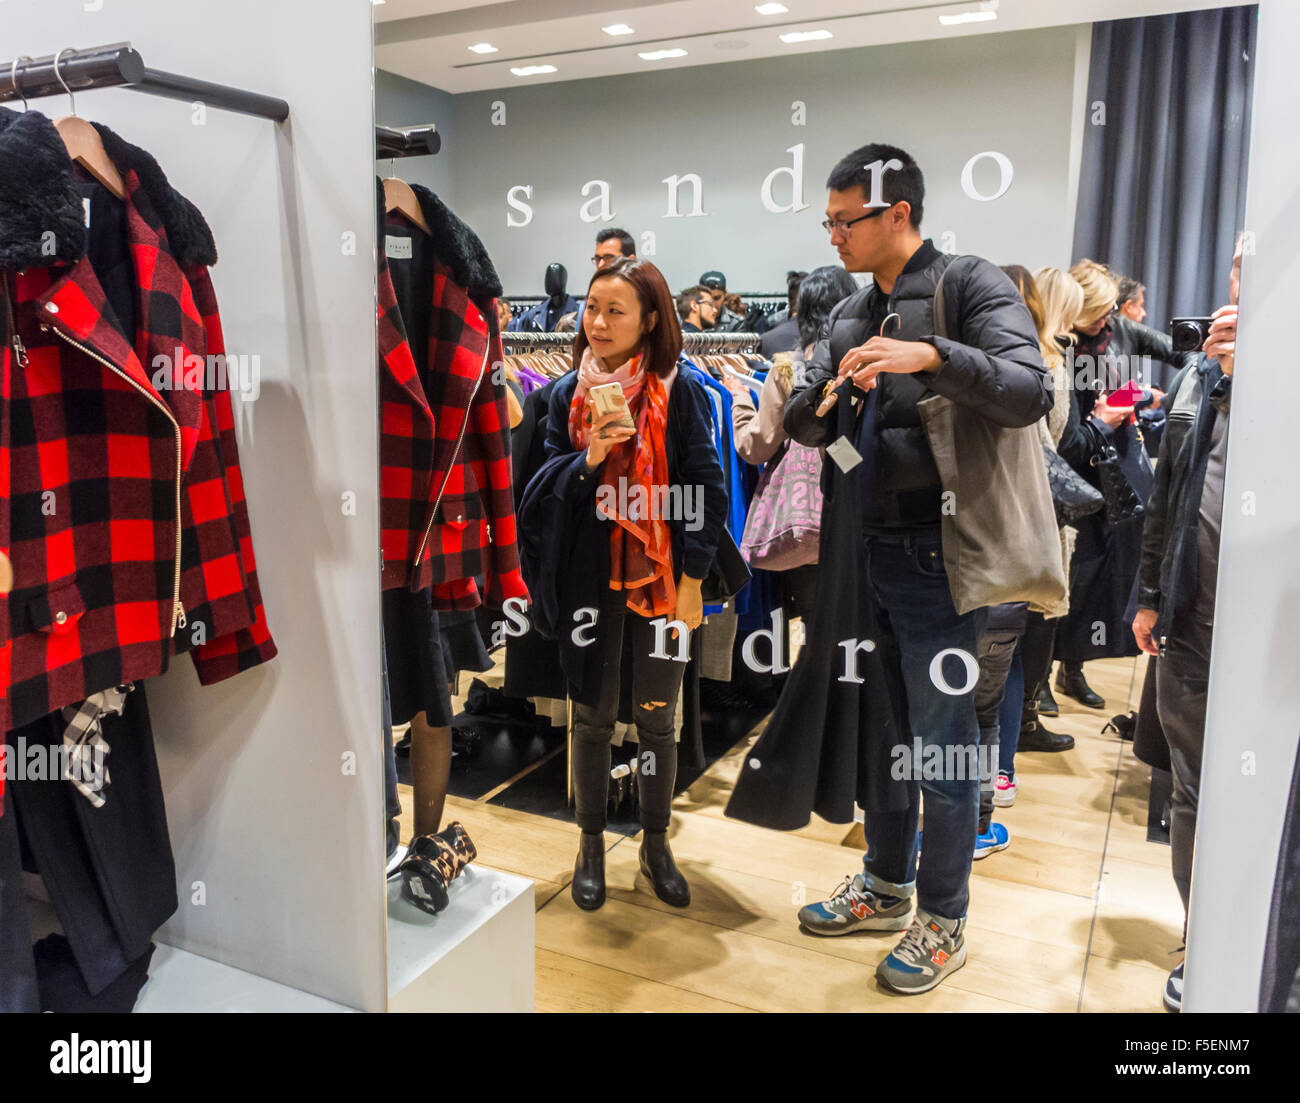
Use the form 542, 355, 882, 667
876, 910, 967, 994
973, 822, 1010, 859
797, 873, 913, 936
1163, 960, 1183, 1012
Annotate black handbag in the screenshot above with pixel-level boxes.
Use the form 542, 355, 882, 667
700, 527, 752, 604
1091, 441, 1141, 525
1044, 445, 1103, 527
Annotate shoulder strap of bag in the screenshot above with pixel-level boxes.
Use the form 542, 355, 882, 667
929, 253, 968, 344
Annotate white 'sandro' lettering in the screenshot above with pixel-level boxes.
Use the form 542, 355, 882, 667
837, 637, 877, 684
929, 648, 980, 695
742, 609, 790, 674
572, 607, 599, 647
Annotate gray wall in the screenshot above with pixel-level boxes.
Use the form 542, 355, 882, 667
376, 67, 457, 203
381, 26, 1083, 298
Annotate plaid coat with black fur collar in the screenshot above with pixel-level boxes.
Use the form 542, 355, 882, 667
0, 109, 276, 754
377, 183, 527, 610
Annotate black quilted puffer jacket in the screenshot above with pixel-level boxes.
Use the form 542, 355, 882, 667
785, 241, 1051, 529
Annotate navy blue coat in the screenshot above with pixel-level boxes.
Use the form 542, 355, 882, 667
517, 366, 727, 705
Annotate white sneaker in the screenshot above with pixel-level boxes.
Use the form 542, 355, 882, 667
993, 772, 1017, 807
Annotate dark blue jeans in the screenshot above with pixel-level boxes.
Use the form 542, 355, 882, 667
860, 533, 986, 921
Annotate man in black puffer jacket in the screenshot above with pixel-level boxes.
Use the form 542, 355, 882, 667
785, 143, 1050, 996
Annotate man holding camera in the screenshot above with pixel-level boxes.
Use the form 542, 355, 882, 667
784, 143, 1051, 994
1132, 239, 1242, 1013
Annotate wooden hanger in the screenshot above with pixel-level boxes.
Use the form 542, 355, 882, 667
383, 174, 431, 236
51, 49, 126, 200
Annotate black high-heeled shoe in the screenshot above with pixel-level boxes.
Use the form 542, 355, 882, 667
638, 830, 690, 908
571, 831, 606, 911
400, 821, 477, 915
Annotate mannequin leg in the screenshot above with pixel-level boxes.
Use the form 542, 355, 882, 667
408, 710, 452, 838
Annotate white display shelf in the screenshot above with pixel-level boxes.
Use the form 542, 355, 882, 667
27, 864, 534, 1012
134, 945, 357, 1013
386, 865, 534, 1013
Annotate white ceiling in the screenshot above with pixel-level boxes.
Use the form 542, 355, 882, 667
374, 0, 1249, 94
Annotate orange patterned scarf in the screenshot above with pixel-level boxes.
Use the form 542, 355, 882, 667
569, 348, 675, 618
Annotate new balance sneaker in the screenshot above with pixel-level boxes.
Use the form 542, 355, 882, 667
1163, 960, 1184, 1013
994, 772, 1017, 807
876, 911, 967, 994
798, 873, 913, 936
973, 822, 1010, 859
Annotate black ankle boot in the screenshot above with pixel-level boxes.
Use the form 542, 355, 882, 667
639, 830, 690, 908
1055, 666, 1106, 709
1036, 681, 1060, 717
1018, 696, 1076, 752
571, 831, 606, 911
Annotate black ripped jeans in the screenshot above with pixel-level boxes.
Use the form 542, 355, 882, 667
571, 600, 689, 834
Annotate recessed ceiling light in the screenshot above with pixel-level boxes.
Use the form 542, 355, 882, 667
755, 3, 788, 14
779, 30, 833, 43
938, 10, 998, 24
468, 43, 498, 54
602, 23, 635, 36
638, 48, 687, 61
510, 64, 557, 76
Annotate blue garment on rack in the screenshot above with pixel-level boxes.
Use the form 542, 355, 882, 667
682, 357, 751, 616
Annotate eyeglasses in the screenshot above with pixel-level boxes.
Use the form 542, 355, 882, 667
821, 202, 895, 235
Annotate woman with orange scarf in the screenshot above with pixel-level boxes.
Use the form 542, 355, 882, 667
528, 258, 725, 912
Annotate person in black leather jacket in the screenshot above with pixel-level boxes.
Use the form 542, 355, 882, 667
1131, 241, 1241, 1013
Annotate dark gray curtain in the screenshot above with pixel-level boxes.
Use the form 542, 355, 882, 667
1072, 5, 1256, 381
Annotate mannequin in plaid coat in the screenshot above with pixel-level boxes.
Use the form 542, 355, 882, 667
376, 182, 527, 611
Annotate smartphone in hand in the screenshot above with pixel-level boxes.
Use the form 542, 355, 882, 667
589, 382, 635, 430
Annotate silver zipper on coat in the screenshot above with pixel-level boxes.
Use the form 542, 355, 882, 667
46, 322, 187, 635
411, 342, 490, 574
3, 273, 27, 368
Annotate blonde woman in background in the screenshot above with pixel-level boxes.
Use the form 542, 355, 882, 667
1046, 259, 1182, 714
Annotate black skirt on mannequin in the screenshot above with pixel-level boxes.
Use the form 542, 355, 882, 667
382, 587, 454, 728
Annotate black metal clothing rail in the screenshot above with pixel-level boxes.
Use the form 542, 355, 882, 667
0, 43, 289, 121
376, 125, 440, 158
505, 292, 788, 303
502, 330, 762, 352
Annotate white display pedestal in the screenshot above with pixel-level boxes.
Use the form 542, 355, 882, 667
134, 946, 357, 1013
387, 865, 534, 1013
27, 864, 533, 1012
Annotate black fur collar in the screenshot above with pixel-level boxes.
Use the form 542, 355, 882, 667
0, 107, 217, 270
377, 177, 501, 302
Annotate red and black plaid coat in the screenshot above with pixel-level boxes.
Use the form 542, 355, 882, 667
0, 110, 276, 752
377, 187, 527, 610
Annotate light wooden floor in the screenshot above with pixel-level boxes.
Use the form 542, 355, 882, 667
397, 652, 1184, 1012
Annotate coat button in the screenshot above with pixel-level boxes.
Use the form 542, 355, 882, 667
54, 611, 68, 624
748, 757, 761, 770
45, 302, 59, 314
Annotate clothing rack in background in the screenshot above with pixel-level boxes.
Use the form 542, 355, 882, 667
501, 330, 762, 353
0, 42, 289, 120
376, 124, 440, 158
505, 292, 787, 305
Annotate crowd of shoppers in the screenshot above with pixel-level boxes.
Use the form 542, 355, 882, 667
511, 139, 1238, 1013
